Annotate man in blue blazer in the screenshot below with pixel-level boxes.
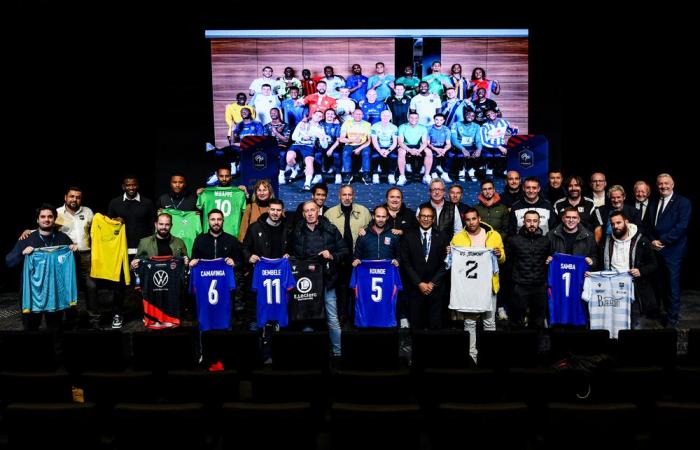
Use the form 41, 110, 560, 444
649, 173, 692, 327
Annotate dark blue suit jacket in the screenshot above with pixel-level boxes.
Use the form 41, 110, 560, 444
648, 193, 691, 260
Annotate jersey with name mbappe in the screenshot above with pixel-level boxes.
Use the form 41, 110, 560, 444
23, 245, 77, 313
350, 260, 403, 327
252, 257, 296, 328
582, 271, 635, 339
289, 257, 325, 321
139, 256, 186, 329
196, 186, 247, 238
449, 247, 499, 313
548, 253, 589, 326
189, 258, 236, 331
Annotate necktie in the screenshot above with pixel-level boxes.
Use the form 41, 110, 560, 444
655, 197, 665, 226
637, 201, 646, 220
422, 231, 429, 261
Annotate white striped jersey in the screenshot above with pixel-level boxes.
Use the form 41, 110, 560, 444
582, 271, 635, 339
480, 118, 511, 148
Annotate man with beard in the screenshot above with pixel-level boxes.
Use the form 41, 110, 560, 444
395, 65, 421, 98
501, 170, 524, 209
409, 81, 441, 127
275, 66, 301, 100
471, 87, 500, 126
553, 175, 596, 231
190, 209, 243, 269
599, 211, 658, 328
108, 176, 156, 255
320, 66, 345, 100
385, 83, 411, 127
448, 63, 470, 101
296, 80, 337, 117
243, 199, 289, 263
421, 60, 451, 99
508, 176, 557, 236
131, 213, 188, 268
157, 173, 197, 212
345, 63, 368, 104
367, 62, 395, 102
507, 211, 551, 329
544, 170, 566, 205
6, 204, 77, 331
547, 207, 597, 266
450, 109, 483, 182
225, 92, 256, 144
352, 206, 400, 266
474, 180, 509, 238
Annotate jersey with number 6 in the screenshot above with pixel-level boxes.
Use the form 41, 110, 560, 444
196, 186, 247, 238
350, 260, 403, 328
190, 258, 236, 331
548, 253, 589, 326
449, 247, 499, 313
252, 257, 296, 328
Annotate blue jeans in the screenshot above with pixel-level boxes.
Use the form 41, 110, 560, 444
325, 287, 342, 355
342, 145, 371, 174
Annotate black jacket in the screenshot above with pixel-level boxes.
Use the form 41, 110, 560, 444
383, 203, 418, 232
191, 231, 243, 267
242, 213, 291, 262
500, 188, 523, 209
288, 216, 348, 286
156, 191, 198, 211
508, 197, 557, 236
400, 227, 449, 287
507, 227, 551, 285
548, 224, 598, 269
593, 204, 643, 234
354, 222, 401, 262
419, 200, 457, 237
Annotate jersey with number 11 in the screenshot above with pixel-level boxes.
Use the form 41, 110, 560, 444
252, 257, 296, 328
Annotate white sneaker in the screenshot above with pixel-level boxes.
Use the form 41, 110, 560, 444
458, 169, 466, 181
422, 175, 432, 185
290, 167, 298, 180
327, 167, 334, 175
400, 318, 410, 329
111, 314, 123, 329
303, 183, 311, 191
372, 174, 380, 184
430, 173, 438, 180
406, 165, 413, 173
420, 166, 426, 175
205, 142, 217, 152
441, 172, 453, 183
388, 174, 396, 185
278, 171, 286, 185
396, 175, 407, 186
206, 172, 218, 186
311, 174, 322, 184
485, 168, 494, 176
497, 307, 509, 321
335, 174, 342, 184
468, 168, 477, 182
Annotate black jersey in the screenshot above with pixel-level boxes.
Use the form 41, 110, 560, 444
139, 256, 186, 329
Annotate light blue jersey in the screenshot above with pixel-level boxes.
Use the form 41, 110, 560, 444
22, 246, 77, 313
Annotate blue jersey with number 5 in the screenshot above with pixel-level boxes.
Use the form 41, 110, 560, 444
351, 260, 403, 328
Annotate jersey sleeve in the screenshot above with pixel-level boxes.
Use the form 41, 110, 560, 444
349, 266, 359, 290
251, 263, 261, 292
581, 277, 592, 302
283, 261, 296, 291
226, 265, 236, 291
393, 265, 403, 292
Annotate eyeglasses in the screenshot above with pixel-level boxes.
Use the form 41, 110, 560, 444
430, 188, 445, 192
563, 217, 579, 221
419, 215, 434, 219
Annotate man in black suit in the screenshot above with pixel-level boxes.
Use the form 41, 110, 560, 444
648, 173, 692, 327
400, 205, 449, 330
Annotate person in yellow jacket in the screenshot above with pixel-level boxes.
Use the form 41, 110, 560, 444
450, 207, 505, 363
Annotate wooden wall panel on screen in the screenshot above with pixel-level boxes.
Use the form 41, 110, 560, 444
211, 39, 256, 101
300, 39, 350, 79
346, 38, 396, 78
255, 38, 303, 80
440, 38, 488, 72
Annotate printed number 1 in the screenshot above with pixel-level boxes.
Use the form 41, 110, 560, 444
562, 272, 571, 297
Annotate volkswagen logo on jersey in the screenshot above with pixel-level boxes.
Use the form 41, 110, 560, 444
296, 277, 312, 293
153, 270, 169, 288
253, 151, 267, 170
518, 148, 534, 169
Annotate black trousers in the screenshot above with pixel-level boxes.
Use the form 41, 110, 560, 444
510, 283, 547, 329
407, 286, 443, 330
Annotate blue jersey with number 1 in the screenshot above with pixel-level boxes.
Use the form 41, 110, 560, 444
351, 260, 403, 328
190, 259, 235, 331
548, 253, 589, 326
252, 258, 296, 328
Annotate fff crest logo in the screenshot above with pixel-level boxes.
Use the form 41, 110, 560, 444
252, 151, 267, 170
518, 147, 534, 169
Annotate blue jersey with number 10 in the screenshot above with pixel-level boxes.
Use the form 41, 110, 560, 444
190, 259, 235, 331
548, 253, 589, 326
351, 260, 403, 328
252, 258, 296, 328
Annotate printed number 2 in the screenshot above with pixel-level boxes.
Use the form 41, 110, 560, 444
263, 278, 281, 304
562, 272, 571, 297
465, 260, 478, 279
371, 277, 383, 302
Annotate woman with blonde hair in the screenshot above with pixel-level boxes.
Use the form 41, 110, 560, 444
239, 179, 276, 241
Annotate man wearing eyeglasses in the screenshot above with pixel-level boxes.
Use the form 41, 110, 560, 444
589, 172, 608, 208
547, 207, 597, 267
417, 179, 463, 238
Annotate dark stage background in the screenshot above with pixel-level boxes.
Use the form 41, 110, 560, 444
2, 6, 695, 290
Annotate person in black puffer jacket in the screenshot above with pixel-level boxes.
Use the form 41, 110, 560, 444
506, 210, 551, 329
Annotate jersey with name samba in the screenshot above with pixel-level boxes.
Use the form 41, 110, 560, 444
190, 258, 236, 331
252, 257, 296, 328
548, 253, 590, 326
582, 271, 635, 338
23, 245, 77, 313
350, 260, 403, 328
449, 247, 499, 313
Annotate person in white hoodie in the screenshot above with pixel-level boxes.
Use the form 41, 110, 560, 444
599, 210, 659, 329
